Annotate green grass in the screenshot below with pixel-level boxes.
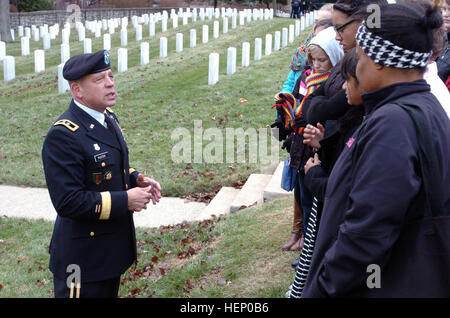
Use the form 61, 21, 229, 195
0, 17, 310, 196
0, 196, 297, 298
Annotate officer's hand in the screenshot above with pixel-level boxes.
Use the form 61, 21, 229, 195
136, 174, 162, 205
127, 187, 152, 212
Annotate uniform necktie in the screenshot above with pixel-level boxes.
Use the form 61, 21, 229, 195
104, 114, 116, 137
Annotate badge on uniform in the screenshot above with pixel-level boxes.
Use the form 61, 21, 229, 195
93, 143, 100, 151
93, 172, 102, 185
104, 171, 112, 181
104, 50, 110, 65
94, 152, 108, 162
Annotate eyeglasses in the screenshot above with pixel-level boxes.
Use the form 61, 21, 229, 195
334, 19, 357, 37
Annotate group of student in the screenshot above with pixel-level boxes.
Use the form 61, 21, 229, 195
271, 0, 450, 297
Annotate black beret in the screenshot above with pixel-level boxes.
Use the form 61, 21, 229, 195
63, 50, 111, 81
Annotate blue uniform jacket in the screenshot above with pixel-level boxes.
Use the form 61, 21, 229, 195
42, 100, 140, 283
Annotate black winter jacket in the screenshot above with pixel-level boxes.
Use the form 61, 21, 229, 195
302, 80, 450, 297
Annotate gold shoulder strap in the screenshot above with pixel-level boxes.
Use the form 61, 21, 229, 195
54, 119, 79, 132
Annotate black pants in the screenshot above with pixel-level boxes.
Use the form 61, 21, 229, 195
54, 275, 121, 298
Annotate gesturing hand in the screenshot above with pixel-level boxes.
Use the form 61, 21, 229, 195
127, 186, 152, 212
136, 173, 162, 205
303, 123, 325, 148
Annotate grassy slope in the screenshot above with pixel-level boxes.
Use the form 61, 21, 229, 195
0, 17, 309, 196
0, 196, 296, 298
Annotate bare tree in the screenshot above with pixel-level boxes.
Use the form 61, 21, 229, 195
0, 0, 13, 42
55, 0, 66, 10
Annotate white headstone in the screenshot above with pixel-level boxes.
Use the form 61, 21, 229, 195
162, 18, 167, 32
43, 33, 51, 50
265, 34, 272, 56
239, 13, 245, 26
160, 37, 167, 58
18, 26, 24, 37
227, 47, 236, 75
172, 14, 178, 29
95, 23, 101, 38
274, 31, 281, 51
103, 34, 111, 50
118, 48, 127, 73
202, 25, 209, 44
223, 18, 228, 34
3, 56, 15, 81
33, 28, 39, 42
136, 24, 142, 41
78, 27, 85, 42
21, 37, 30, 56
208, 53, 219, 85
176, 33, 183, 52
62, 28, 70, 44
58, 63, 69, 94
295, 20, 300, 37
289, 25, 294, 44
213, 21, 219, 39
121, 28, 128, 46
190, 29, 196, 48
300, 16, 305, 31
61, 44, 70, 64
34, 49, 45, 73
25, 27, 31, 39
183, 13, 188, 25
254, 38, 262, 61
242, 42, 250, 67
84, 38, 92, 54
0, 41, 5, 61
232, 14, 237, 29
282, 28, 288, 47
149, 21, 155, 37
141, 42, 149, 65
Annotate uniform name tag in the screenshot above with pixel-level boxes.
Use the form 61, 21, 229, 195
94, 152, 109, 162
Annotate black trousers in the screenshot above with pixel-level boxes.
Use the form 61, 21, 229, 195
53, 275, 121, 298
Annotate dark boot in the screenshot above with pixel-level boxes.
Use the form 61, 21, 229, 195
282, 199, 303, 251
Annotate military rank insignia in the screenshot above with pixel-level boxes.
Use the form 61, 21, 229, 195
104, 50, 110, 65
104, 171, 112, 181
93, 172, 102, 185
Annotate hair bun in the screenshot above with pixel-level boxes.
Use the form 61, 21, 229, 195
422, 5, 443, 30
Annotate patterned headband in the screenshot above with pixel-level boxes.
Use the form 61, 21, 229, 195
355, 21, 432, 69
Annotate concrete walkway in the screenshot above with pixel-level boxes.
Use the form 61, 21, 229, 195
0, 161, 293, 228
0, 184, 207, 228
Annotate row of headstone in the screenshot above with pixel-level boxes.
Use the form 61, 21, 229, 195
4, 7, 280, 63
3, 10, 317, 83
208, 22, 304, 86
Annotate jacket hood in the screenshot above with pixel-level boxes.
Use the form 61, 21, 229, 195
309, 27, 345, 67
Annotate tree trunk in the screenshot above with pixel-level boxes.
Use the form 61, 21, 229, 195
0, 0, 13, 43
56, 0, 66, 10
272, 0, 277, 12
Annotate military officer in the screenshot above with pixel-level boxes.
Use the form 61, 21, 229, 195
42, 50, 161, 298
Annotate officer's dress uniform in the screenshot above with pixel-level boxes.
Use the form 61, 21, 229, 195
42, 51, 140, 298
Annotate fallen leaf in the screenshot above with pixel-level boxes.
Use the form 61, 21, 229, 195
239, 98, 248, 103
218, 278, 227, 286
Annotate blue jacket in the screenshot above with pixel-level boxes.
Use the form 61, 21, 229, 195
280, 69, 302, 94
42, 100, 139, 283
